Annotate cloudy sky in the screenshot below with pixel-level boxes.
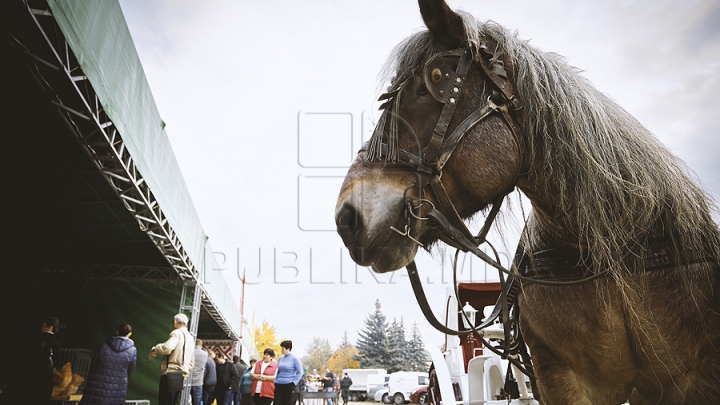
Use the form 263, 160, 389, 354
117, 0, 720, 357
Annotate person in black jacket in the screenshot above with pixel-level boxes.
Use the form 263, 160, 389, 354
79, 324, 137, 405
28, 317, 62, 405
216, 353, 240, 405
232, 356, 246, 405
203, 349, 218, 405
339, 373, 353, 405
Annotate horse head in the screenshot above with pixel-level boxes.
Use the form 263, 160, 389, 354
335, 0, 522, 273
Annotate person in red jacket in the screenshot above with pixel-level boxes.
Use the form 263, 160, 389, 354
250, 348, 277, 405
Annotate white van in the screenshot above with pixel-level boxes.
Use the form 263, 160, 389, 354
367, 373, 390, 393
343, 368, 387, 401
387, 372, 429, 404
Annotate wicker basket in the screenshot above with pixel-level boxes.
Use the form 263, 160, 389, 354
54, 348, 94, 394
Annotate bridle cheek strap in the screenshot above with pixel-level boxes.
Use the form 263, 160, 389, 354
437, 97, 502, 170
423, 49, 473, 166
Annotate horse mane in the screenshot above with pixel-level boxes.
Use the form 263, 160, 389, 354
381, 13, 720, 277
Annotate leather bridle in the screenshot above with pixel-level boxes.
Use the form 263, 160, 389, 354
357, 42, 539, 385
360, 42, 523, 262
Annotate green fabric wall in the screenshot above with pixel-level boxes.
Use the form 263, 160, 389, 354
44, 0, 241, 336
82, 280, 180, 404
0, 271, 181, 405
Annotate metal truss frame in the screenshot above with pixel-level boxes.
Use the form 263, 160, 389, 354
11, 0, 238, 341
81, 264, 180, 284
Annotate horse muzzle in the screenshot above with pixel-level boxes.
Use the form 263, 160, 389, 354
335, 199, 421, 272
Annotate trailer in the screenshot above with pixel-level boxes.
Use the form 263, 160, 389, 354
342, 368, 387, 401
426, 284, 538, 405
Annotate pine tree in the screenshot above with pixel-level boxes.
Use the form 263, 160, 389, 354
355, 299, 389, 368
385, 318, 409, 373
407, 322, 428, 372
339, 331, 351, 349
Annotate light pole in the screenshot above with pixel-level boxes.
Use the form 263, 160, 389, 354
460, 302, 479, 360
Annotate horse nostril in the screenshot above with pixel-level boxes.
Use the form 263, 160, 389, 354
336, 203, 361, 232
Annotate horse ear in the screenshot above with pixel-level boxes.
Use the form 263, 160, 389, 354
418, 0, 465, 47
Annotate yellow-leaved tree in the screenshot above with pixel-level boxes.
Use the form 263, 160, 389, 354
328, 345, 360, 375
254, 320, 282, 358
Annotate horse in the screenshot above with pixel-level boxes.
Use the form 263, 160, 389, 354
335, 1, 720, 404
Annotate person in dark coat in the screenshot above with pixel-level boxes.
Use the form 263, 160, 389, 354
203, 349, 218, 405
339, 373, 353, 405
232, 356, 246, 405
27, 317, 62, 405
216, 353, 240, 405
79, 324, 137, 405
296, 373, 306, 405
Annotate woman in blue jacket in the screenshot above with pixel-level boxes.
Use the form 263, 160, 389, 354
79, 324, 137, 405
240, 358, 257, 405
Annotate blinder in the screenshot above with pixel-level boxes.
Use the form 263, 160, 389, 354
367, 44, 520, 169
422, 49, 464, 103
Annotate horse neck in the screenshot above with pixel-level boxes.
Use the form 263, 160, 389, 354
516, 168, 582, 249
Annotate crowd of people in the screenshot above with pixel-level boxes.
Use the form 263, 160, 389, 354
23, 314, 353, 405
149, 316, 355, 405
